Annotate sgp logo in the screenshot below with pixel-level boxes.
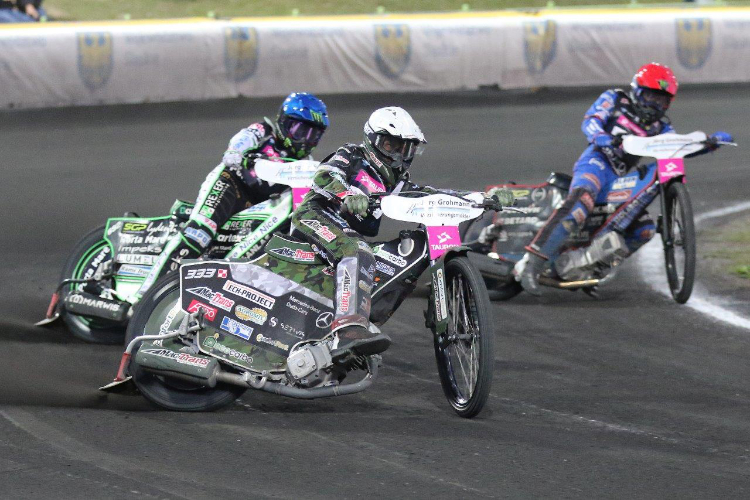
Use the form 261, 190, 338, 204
437, 232, 453, 244
185, 268, 216, 279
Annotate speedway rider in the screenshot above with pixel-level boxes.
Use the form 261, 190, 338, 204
516, 63, 732, 295
135, 92, 329, 300
292, 107, 515, 360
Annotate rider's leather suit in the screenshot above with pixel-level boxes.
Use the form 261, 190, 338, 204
527, 89, 674, 261
292, 143, 427, 332
136, 121, 297, 297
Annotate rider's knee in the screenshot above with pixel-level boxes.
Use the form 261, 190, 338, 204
624, 217, 656, 252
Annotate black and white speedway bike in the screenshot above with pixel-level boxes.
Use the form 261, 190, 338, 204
37, 159, 319, 344
102, 181, 509, 418
463, 132, 736, 303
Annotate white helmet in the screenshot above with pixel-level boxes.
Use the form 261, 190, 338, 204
362, 107, 426, 184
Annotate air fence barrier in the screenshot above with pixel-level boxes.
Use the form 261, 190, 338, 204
0, 7, 749, 109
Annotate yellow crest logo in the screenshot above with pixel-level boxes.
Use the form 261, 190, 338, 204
676, 18, 712, 70
374, 24, 411, 79
224, 27, 259, 82
77, 32, 113, 91
523, 21, 556, 75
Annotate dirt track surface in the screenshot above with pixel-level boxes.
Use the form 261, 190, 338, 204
1, 88, 749, 499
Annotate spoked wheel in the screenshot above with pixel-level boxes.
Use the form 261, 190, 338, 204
663, 183, 696, 304
126, 273, 246, 411
433, 257, 495, 418
60, 225, 125, 344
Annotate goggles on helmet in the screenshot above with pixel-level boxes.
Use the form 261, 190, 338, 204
639, 88, 672, 112
282, 117, 325, 146
373, 134, 423, 164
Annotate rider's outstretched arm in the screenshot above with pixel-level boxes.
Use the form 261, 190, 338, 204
222, 123, 267, 168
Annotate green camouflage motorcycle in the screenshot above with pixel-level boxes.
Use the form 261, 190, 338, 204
101, 190, 506, 418
37, 159, 319, 344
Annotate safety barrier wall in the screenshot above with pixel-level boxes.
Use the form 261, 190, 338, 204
0, 8, 748, 109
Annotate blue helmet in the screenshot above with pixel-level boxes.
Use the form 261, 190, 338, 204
276, 92, 329, 158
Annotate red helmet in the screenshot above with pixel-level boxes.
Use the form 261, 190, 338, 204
630, 63, 678, 122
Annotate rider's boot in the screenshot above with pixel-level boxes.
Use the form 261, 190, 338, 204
328, 251, 390, 360
331, 325, 391, 360
515, 252, 546, 296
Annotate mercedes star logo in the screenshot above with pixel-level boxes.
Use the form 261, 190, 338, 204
316, 312, 334, 329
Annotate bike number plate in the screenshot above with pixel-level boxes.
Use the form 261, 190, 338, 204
426, 225, 461, 260
657, 158, 685, 183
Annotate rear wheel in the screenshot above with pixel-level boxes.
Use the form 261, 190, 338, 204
433, 257, 495, 418
126, 273, 246, 411
489, 281, 523, 301
663, 183, 696, 304
60, 225, 125, 344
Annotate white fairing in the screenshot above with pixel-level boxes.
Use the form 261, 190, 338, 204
381, 193, 485, 225
622, 131, 707, 159
254, 159, 319, 188
366, 107, 426, 142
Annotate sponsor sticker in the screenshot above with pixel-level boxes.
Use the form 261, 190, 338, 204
123, 222, 148, 232
316, 311, 334, 329
375, 261, 395, 276
217, 269, 227, 278
210, 292, 235, 312
235, 305, 267, 325
256, 333, 290, 351
300, 219, 337, 242
611, 176, 637, 190
116, 254, 156, 265
142, 349, 210, 368
427, 225, 461, 259
159, 303, 181, 334
117, 264, 150, 278
203, 335, 253, 363
269, 247, 316, 262
185, 286, 235, 311
193, 213, 218, 232
220, 316, 254, 340
184, 227, 212, 248
340, 268, 352, 314
374, 247, 407, 267
355, 170, 386, 193
571, 208, 587, 225
187, 299, 217, 321
67, 294, 122, 312
285, 295, 322, 316
222, 280, 276, 309
606, 190, 632, 203
107, 221, 122, 235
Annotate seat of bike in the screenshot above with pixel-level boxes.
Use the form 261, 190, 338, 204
264, 234, 325, 265
546, 172, 572, 191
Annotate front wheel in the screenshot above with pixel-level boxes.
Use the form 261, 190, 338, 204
662, 182, 696, 304
433, 257, 495, 418
60, 225, 125, 344
125, 273, 246, 411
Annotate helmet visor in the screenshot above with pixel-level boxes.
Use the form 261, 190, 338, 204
374, 134, 422, 162
283, 117, 325, 146
640, 88, 672, 113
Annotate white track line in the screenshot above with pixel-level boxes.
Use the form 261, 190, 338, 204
636, 200, 750, 331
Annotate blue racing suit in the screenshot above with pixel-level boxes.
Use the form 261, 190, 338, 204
526, 89, 673, 261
